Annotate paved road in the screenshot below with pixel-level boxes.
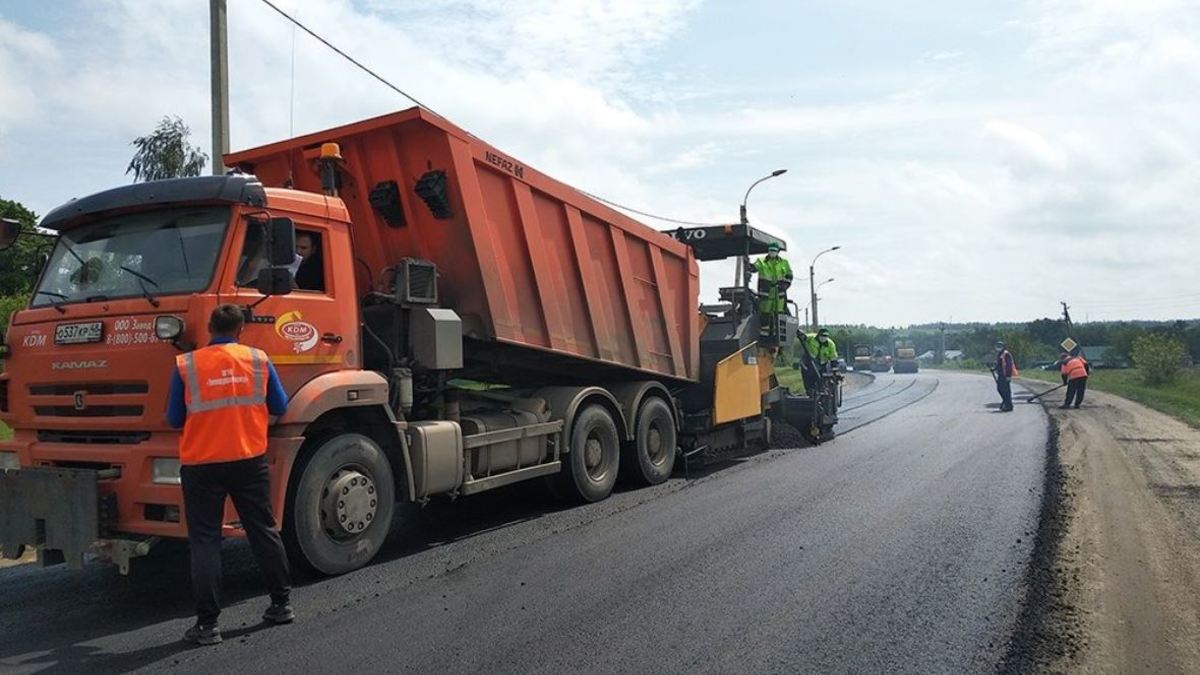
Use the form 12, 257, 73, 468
0, 370, 1048, 674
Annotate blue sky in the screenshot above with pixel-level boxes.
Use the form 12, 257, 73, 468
1, 0, 1198, 325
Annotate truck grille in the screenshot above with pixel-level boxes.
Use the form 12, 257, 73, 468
27, 381, 148, 419
29, 382, 149, 396
37, 430, 151, 445
34, 405, 144, 418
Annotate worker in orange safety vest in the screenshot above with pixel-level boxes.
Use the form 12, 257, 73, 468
1060, 351, 1090, 409
166, 304, 293, 645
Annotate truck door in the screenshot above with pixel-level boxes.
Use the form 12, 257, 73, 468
220, 214, 358, 393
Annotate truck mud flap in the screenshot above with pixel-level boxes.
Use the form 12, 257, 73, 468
0, 467, 102, 569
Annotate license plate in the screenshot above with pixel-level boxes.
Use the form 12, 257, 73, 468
55, 322, 104, 345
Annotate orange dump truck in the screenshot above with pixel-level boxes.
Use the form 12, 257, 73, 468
0, 108, 833, 575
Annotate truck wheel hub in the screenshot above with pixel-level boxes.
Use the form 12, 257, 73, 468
646, 427, 664, 463
322, 469, 378, 537
584, 438, 604, 473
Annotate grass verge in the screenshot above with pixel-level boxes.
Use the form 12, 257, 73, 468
774, 365, 806, 393
1021, 367, 1200, 429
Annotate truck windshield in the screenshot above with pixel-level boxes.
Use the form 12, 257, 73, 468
31, 207, 230, 307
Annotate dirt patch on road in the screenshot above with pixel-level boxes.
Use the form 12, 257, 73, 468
0, 549, 35, 569
1014, 381, 1200, 673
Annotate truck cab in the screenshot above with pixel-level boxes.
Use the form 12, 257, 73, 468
0, 175, 372, 571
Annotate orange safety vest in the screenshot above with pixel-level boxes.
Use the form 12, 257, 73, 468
1062, 356, 1088, 381
999, 349, 1020, 377
176, 343, 271, 465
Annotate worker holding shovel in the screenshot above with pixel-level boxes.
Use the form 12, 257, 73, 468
991, 341, 1018, 412
1060, 351, 1090, 409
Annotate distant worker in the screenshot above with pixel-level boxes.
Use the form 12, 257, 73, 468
809, 328, 839, 367
797, 328, 839, 395
167, 304, 294, 646
992, 341, 1018, 412
753, 242, 793, 336
1060, 351, 1090, 409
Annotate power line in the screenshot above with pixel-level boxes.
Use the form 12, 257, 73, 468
257, 0, 730, 229
580, 191, 730, 227
256, 0, 442, 116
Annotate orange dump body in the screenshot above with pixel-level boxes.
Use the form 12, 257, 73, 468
227, 108, 699, 383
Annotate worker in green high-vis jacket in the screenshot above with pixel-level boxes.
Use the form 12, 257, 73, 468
806, 328, 839, 365
753, 243, 793, 337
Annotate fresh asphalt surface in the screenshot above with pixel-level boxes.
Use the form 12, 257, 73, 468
0, 370, 1048, 674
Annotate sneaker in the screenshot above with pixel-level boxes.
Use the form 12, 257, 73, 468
183, 623, 222, 646
1074, 404, 1082, 409
263, 601, 295, 625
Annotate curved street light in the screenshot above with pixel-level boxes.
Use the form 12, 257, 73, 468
809, 246, 841, 329
735, 169, 788, 289
740, 169, 788, 226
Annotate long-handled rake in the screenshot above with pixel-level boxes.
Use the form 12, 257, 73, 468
1024, 382, 1066, 403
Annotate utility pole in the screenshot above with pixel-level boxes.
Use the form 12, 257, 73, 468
938, 322, 946, 365
809, 264, 816, 330
1060, 301, 1073, 333
210, 0, 229, 176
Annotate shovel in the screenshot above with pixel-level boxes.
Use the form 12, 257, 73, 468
1024, 382, 1066, 403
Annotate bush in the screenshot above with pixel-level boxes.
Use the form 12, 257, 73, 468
1132, 333, 1188, 386
0, 294, 25, 336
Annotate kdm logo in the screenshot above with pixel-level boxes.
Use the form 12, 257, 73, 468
274, 311, 319, 353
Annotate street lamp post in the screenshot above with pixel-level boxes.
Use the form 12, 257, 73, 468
809, 246, 841, 330
735, 169, 787, 289
801, 277, 833, 327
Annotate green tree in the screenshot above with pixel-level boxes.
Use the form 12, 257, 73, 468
0, 198, 45, 297
1026, 317, 1066, 348
1132, 333, 1188, 386
1107, 324, 1143, 364
998, 330, 1035, 368
127, 116, 208, 182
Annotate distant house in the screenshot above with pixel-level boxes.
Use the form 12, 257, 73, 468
917, 350, 964, 362
1081, 345, 1126, 368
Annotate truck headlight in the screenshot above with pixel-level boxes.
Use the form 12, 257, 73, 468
155, 316, 184, 340
0, 451, 19, 471
152, 458, 181, 485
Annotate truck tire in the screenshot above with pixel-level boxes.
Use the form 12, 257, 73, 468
620, 397, 676, 486
558, 404, 620, 503
283, 433, 396, 576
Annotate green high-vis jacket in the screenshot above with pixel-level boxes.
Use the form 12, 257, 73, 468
804, 334, 839, 363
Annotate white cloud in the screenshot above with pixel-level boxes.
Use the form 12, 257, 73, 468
1, 0, 1199, 325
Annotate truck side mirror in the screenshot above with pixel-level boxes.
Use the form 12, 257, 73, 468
256, 268, 294, 296
267, 217, 296, 266
0, 218, 20, 252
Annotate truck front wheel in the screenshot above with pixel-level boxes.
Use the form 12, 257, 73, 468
283, 433, 396, 576
558, 404, 620, 502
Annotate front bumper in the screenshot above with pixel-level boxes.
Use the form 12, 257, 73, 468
0, 466, 107, 569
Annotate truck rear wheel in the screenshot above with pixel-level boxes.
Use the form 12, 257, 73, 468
284, 433, 395, 576
558, 404, 620, 502
621, 397, 677, 486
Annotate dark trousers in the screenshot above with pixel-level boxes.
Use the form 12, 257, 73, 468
996, 376, 1013, 410
180, 455, 291, 625
1065, 377, 1087, 407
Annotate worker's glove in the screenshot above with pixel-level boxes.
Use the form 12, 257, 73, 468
778, 280, 791, 292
